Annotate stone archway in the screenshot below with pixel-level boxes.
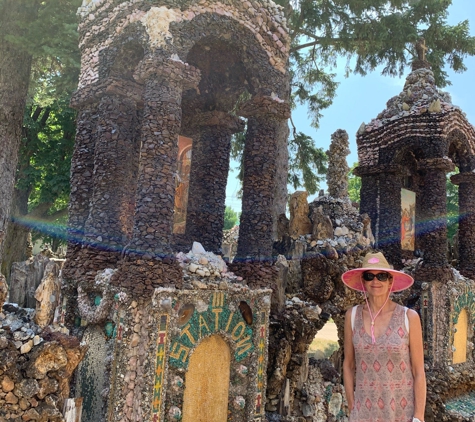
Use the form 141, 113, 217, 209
182, 334, 231, 422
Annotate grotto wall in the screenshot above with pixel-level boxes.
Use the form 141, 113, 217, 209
62, 0, 293, 421
1, 256, 87, 422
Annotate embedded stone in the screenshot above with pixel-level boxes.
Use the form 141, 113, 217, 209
17, 379, 39, 398
6, 391, 19, 404
26, 343, 68, 379
2, 375, 15, 392
289, 191, 312, 238
21, 340, 33, 354
188, 263, 199, 273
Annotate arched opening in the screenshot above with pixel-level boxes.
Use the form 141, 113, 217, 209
182, 335, 231, 422
308, 319, 339, 359
453, 308, 468, 364
176, 36, 249, 252
394, 149, 423, 257
173, 137, 193, 234
447, 132, 472, 269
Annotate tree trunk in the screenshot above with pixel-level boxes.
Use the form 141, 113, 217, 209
0, 1, 38, 266
1, 188, 32, 283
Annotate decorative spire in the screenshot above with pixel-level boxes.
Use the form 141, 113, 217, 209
412, 37, 431, 71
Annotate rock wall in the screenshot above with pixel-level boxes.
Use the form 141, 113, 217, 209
0, 304, 86, 421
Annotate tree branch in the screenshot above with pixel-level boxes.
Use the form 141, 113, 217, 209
290, 30, 374, 53
31, 105, 43, 122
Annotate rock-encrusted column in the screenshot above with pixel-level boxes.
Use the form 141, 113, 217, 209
272, 118, 290, 240
112, 57, 200, 295
237, 96, 291, 260
354, 167, 380, 242
185, 111, 244, 253
327, 129, 350, 199
451, 172, 475, 278
63, 92, 99, 281
85, 82, 142, 246
378, 166, 403, 267
416, 158, 454, 272
229, 96, 290, 289
64, 79, 142, 284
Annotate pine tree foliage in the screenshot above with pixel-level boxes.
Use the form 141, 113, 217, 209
2, 0, 81, 97
273, 0, 475, 192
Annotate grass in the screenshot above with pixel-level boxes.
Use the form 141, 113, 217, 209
308, 337, 339, 359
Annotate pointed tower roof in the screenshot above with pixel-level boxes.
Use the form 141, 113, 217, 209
356, 60, 475, 168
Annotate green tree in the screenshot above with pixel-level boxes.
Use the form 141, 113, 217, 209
233, 1, 475, 194
283, 0, 475, 124
224, 206, 241, 230
348, 163, 362, 204
0, 0, 80, 279
0, 1, 39, 281
1, 97, 76, 280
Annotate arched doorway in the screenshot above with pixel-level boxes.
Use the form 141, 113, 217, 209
182, 335, 231, 422
453, 308, 468, 364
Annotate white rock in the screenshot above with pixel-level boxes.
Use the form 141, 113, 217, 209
191, 241, 206, 254
334, 227, 344, 236
193, 280, 207, 289
196, 269, 206, 277
337, 238, 347, 247
199, 257, 208, 265
328, 392, 343, 416
188, 263, 199, 273
21, 340, 33, 354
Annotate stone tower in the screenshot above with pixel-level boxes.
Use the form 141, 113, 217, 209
354, 59, 475, 277
61, 0, 291, 421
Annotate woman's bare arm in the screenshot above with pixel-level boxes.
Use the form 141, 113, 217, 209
408, 309, 426, 421
343, 307, 356, 411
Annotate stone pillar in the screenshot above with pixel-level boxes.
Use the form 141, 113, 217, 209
84, 90, 140, 250
112, 57, 200, 294
451, 172, 475, 278
354, 167, 380, 242
416, 158, 454, 269
272, 120, 290, 240
63, 79, 142, 284
236, 96, 290, 260
185, 111, 244, 253
63, 93, 99, 281
327, 129, 350, 199
129, 58, 200, 253
378, 167, 403, 268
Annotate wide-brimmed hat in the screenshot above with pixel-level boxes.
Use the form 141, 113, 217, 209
342, 252, 414, 292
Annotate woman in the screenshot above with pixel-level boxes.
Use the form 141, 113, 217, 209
342, 252, 426, 422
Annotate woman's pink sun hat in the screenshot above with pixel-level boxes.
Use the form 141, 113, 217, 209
342, 252, 414, 293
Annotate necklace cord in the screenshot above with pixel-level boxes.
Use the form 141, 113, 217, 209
361, 280, 393, 344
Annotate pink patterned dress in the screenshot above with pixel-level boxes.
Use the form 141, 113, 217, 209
350, 304, 414, 422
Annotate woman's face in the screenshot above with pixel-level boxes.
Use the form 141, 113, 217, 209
361, 270, 393, 297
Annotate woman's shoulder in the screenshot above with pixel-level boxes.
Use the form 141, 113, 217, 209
406, 307, 421, 321
345, 304, 360, 314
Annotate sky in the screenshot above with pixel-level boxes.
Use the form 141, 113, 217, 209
225, 0, 475, 212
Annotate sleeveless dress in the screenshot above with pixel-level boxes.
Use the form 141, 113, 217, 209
350, 304, 414, 422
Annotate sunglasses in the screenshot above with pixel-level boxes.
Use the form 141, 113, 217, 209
362, 271, 392, 282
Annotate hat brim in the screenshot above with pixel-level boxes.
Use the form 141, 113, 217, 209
342, 267, 414, 292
